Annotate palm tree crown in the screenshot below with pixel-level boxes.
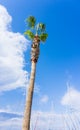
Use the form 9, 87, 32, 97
24, 16, 48, 42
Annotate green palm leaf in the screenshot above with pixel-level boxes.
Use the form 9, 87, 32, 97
24, 30, 35, 40
40, 33, 48, 42
26, 16, 36, 28
39, 23, 46, 32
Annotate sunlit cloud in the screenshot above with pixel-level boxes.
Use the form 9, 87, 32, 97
31, 110, 80, 130
0, 5, 29, 92
61, 86, 80, 110
0, 108, 80, 130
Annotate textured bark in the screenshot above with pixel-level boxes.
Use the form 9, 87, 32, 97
22, 62, 36, 130
22, 35, 40, 130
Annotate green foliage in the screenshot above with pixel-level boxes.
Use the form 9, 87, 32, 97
26, 16, 36, 28
24, 30, 34, 40
24, 16, 48, 42
39, 23, 46, 32
40, 33, 48, 42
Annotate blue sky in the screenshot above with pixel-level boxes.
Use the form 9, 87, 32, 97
0, 0, 80, 129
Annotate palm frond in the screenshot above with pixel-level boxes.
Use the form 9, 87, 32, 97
24, 30, 35, 40
39, 23, 46, 32
39, 33, 48, 42
26, 16, 36, 28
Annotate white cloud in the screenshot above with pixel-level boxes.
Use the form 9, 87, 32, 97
0, 117, 22, 130
40, 95, 49, 103
0, 108, 23, 130
0, 110, 66, 130
31, 110, 80, 130
0, 5, 29, 92
0, 109, 80, 130
0, 5, 12, 31
61, 86, 80, 110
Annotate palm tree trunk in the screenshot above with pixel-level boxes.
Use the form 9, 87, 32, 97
22, 62, 36, 130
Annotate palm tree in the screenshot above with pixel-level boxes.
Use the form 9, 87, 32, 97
22, 16, 48, 130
